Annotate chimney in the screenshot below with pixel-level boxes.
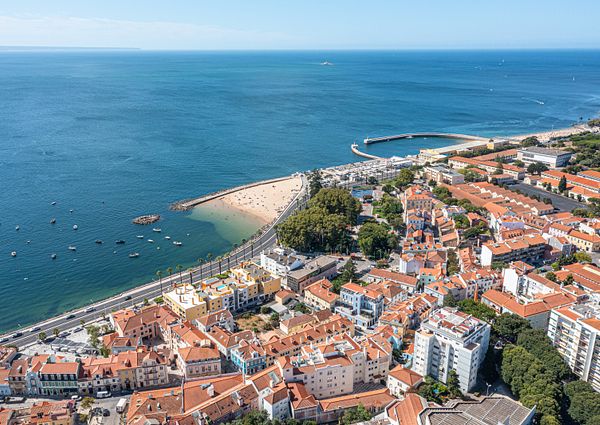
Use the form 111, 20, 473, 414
206, 383, 215, 397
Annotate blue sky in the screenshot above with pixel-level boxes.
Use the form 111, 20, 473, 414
1, 0, 599, 50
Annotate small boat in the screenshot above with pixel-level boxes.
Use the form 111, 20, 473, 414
320, 61, 333, 66
136, 235, 144, 239
115, 240, 126, 245
153, 228, 162, 233
15, 225, 20, 231
173, 241, 183, 246
73, 224, 78, 230
95, 240, 103, 244
50, 218, 56, 224
157, 247, 161, 250
69, 209, 73, 213
164, 236, 171, 240
51, 201, 57, 205
26, 240, 31, 244
68, 246, 77, 251
11, 251, 16, 257
51, 254, 57, 260
148, 239, 154, 243
128, 252, 140, 258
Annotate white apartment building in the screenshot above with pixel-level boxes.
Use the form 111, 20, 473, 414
547, 303, 600, 391
260, 247, 305, 277
412, 307, 491, 392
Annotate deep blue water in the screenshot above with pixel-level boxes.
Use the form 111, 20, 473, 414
1, 50, 600, 332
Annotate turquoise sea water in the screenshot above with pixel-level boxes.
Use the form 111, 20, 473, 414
1, 50, 600, 332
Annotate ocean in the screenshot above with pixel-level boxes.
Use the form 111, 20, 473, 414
1, 50, 599, 332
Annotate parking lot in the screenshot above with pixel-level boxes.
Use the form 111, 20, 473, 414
510, 182, 587, 212
87, 396, 128, 425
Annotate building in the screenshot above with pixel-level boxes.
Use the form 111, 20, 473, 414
336, 283, 385, 330
423, 165, 465, 185
231, 340, 267, 375
112, 305, 177, 340
517, 146, 572, 168
480, 234, 547, 267
482, 289, 574, 330
260, 247, 305, 276
565, 229, 600, 253
365, 269, 418, 293
176, 346, 221, 379
193, 308, 235, 333
163, 285, 208, 321
547, 303, 600, 391
386, 365, 423, 396
304, 279, 339, 311
286, 256, 338, 294
38, 361, 80, 396
412, 307, 491, 392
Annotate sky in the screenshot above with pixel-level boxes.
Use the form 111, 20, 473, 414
1, 0, 600, 50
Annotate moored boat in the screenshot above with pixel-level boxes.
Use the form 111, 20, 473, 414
115, 240, 126, 245
128, 252, 140, 258
68, 246, 76, 251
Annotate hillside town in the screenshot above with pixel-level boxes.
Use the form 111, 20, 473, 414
4, 125, 600, 425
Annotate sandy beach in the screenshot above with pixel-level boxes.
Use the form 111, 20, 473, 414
203, 176, 303, 225
515, 124, 592, 142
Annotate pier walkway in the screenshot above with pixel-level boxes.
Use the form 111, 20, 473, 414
363, 132, 487, 145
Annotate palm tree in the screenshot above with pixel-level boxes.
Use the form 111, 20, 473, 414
217, 256, 223, 274
166, 267, 173, 288
197, 258, 205, 281
53, 328, 60, 337
176, 264, 183, 286
188, 268, 194, 285
206, 253, 213, 263
156, 270, 163, 294
241, 239, 247, 259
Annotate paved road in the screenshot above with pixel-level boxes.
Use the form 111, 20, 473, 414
2, 175, 308, 348
510, 182, 587, 212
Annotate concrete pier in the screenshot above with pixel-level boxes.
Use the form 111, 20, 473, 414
363, 132, 487, 145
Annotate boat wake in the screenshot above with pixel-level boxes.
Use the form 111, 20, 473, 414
522, 97, 545, 105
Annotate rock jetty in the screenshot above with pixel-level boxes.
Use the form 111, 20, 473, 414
132, 214, 160, 225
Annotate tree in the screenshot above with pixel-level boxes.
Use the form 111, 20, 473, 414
81, 397, 95, 410
493, 313, 531, 343
339, 404, 372, 425
457, 299, 496, 323
38, 331, 47, 342
394, 168, 415, 189
53, 328, 60, 337
260, 306, 270, 315
443, 293, 458, 308
562, 274, 574, 286
446, 369, 462, 399
521, 136, 540, 147
545, 271, 558, 282
493, 159, 504, 175
308, 169, 323, 198
558, 175, 568, 193
446, 249, 460, 276
309, 188, 361, 225
527, 162, 549, 175
86, 325, 101, 348
357, 221, 398, 259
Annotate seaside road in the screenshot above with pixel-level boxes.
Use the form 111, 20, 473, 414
2, 175, 308, 348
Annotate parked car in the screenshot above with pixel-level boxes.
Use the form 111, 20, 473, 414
102, 409, 110, 417
65, 314, 76, 320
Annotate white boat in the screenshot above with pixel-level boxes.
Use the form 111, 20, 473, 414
128, 252, 140, 258
165, 236, 171, 240
11, 251, 16, 257
136, 235, 144, 239
69, 209, 73, 213
51, 201, 57, 205
50, 218, 56, 224
173, 241, 183, 246
148, 239, 154, 243
15, 225, 20, 231
73, 225, 78, 230
51, 253, 57, 259
157, 247, 160, 250
320, 61, 333, 66
153, 228, 162, 232
68, 246, 77, 251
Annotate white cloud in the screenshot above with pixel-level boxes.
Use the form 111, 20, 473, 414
0, 15, 297, 49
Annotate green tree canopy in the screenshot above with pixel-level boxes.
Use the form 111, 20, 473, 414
357, 221, 398, 259
309, 188, 361, 225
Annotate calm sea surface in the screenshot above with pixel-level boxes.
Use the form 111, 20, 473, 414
1, 50, 599, 331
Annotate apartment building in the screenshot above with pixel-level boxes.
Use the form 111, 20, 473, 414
231, 340, 267, 375
547, 303, 600, 391
413, 307, 490, 392
336, 283, 385, 330
480, 234, 547, 267
163, 285, 208, 321
285, 255, 338, 294
38, 361, 80, 397
260, 247, 305, 276
112, 305, 178, 340
423, 165, 465, 185
565, 229, 600, 253
176, 346, 221, 379
448, 156, 525, 179
304, 279, 339, 311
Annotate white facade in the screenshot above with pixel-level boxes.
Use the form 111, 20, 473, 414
260, 247, 304, 277
547, 303, 600, 391
517, 147, 572, 168
412, 308, 490, 392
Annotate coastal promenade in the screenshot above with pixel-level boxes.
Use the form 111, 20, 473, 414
2, 174, 309, 348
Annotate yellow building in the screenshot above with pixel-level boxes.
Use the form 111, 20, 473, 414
163, 285, 207, 321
